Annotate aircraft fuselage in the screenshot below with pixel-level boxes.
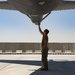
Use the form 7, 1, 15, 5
8, 0, 62, 24
8, 0, 62, 15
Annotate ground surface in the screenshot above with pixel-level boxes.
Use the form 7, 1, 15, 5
0, 55, 75, 75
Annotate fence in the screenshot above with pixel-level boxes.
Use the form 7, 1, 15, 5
0, 43, 75, 54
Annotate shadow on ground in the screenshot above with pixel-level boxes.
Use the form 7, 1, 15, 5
0, 60, 41, 66
30, 60, 75, 75
0, 60, 75, 75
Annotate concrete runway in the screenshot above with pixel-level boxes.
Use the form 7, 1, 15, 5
0, 55, 75, 75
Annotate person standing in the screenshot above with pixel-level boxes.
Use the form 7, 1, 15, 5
38, 23, 49, 71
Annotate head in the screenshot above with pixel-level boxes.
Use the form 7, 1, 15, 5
44, 29, 49, 36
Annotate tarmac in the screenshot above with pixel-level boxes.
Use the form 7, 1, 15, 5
0, 55, 75, 75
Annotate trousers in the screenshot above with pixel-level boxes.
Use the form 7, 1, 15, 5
41, 47, 48, 69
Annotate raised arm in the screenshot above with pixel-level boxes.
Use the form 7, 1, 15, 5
38, 23, 43, 35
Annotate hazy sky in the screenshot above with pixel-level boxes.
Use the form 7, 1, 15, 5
0, 0, 75, 43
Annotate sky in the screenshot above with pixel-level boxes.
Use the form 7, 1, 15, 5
0, 0, 75, 43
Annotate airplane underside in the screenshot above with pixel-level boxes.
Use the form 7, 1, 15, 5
0, 0, 75, 25
8, 0, 61, 24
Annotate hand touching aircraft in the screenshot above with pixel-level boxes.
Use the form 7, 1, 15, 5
0, 0, 75, 25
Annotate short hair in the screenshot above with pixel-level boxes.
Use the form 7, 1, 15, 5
44, 29, 49, 34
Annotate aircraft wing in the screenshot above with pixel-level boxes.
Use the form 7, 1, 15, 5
0, 1, 15, 10
55, 1, 75, 10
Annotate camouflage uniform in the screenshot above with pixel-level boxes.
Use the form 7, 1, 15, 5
41, 35, 48, 69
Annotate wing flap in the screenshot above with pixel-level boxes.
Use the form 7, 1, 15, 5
0, 1, 16, 10
55, 1, 75, 10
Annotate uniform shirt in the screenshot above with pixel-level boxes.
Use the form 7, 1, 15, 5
42, 35, 48, 49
